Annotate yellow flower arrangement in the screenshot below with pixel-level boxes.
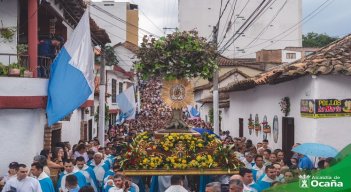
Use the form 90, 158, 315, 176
121, 132, 243, 170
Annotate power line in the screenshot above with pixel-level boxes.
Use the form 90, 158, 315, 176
219, 0, 271, 50
243, 0, 286, 48
91, 4, 160, 38
217, 0, 249, 46
130, 0, 164, 34
90, 12, 139, 39
236, 0, 334, 58
218, 0, 238, 44
240, 0, 333, 51
219, 0, 273, 53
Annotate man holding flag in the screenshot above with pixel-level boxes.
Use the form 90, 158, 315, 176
46, 9, 94, 126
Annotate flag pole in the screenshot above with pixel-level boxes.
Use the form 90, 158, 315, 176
98, 46, 106, 147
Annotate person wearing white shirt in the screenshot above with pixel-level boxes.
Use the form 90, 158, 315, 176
108, 174, 127, 192
165, 176, 188, 192
241, 152, 255, 169
2, 164, 42, 192
0, 162, 18, 187
239, 168, 257, 192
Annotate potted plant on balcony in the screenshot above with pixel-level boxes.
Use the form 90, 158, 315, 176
0, 63, 9, 76
17, 44, 32, 77
8, 63, 20, 76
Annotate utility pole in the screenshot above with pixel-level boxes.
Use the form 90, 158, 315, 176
98, 45, 106, 147
212, 24, 220, 135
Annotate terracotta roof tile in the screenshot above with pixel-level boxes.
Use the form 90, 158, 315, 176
220, 33, 351, 92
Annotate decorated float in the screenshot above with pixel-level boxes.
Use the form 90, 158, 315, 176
121, 31, 243, 175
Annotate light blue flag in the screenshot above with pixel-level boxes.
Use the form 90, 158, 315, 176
46, 10, 94, 126
187, 105, 200, 119
116, 86, 136, 124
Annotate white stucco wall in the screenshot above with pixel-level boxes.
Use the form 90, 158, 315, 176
0, 77, 48, 96
91, 2, 128, 46
61, 109, 82, 145
313, 75, 351, 150
179, 0, 302, 58
0, 0, 18, 64
222, 75, 351, 151
114, 46, 137, 71
0, 109, 46, 175
281, 50, 302, 63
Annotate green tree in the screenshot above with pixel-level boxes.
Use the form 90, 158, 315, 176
104, 45, 119, 66
135, 30, 218, 80
94, 45, 119, 66
302, 32, 339, 48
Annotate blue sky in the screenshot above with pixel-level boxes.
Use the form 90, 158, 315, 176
302, 0, 351, 37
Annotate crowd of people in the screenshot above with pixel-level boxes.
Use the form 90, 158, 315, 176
0, 78, 337, 192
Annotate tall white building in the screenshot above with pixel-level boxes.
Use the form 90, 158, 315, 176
179, 0, 302, 58
91, 1, 139, 46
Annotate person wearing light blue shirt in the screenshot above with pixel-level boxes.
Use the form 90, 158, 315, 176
298, 154, 314, 170
31, 162, 55, 192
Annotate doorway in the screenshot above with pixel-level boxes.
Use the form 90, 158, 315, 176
51, 129, 61, 150
282, 117, 294, 158
239, 118, 244, 137
88, 119, 93, 140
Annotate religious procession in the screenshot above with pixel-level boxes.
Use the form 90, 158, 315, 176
0, 0, 350, 192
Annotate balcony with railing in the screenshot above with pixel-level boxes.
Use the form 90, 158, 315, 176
0, 53, 52, 78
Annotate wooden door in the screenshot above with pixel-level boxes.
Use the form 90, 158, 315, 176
88, 119, 93, 140
282, 117, 294, 159
239, 118, 244, 137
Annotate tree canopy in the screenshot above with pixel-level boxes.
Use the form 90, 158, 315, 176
302, 32, 339, 48
135, 30, 218, 80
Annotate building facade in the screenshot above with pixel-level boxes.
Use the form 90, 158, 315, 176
179, 0, 302, 58
0, 0, 110, 174
220, 34, 351, 152
91, 1, 139, 46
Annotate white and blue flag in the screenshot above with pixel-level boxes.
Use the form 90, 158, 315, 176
46, 10, 94, 126
187, 105, 200, 119
116, 86, 136, 125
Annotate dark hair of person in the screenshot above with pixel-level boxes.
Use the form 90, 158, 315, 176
55, 142, 68, 161
113, 174, 124, 180
63, 159, 74, 164
262, 139, 269, 143
264, 149, 271, 154
170, 175, 183, 185
75, 156, 85, 162
79, 186, 94, 192
273, 149, 282, 154
40, 149, 50, 158
317, 160, 325, 169
31, 162, 44, 170
75, 144, 86, 152
239, 168, 252, 177
66, 174, 78, 186
325, 157, 336, 166
18, 164, 27, 169
255, 155, 264, 161
265, 165, 275, 172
